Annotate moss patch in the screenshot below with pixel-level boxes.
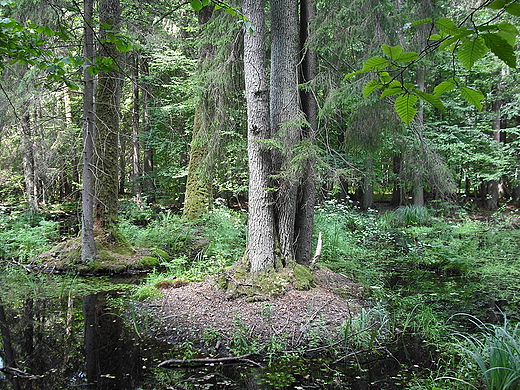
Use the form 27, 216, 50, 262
34, 236, 155, 275
217, 261, 315, 299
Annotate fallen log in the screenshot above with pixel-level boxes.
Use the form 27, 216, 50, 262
158, 354, 263, 369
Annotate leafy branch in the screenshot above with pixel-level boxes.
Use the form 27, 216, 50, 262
345, 0, 519, 124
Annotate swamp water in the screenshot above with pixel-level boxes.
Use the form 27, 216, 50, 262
0, 275, 432, 390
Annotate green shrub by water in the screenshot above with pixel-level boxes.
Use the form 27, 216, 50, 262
0, 212, 58, 260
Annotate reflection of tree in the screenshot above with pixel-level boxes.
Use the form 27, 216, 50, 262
0, 302, 20, 390
83, 292, 142, 389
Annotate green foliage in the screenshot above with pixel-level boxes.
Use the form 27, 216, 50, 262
346, 3, 518, 124
0, 212, 58, 260
453, 314, 520, 390
380, 205, 431, 227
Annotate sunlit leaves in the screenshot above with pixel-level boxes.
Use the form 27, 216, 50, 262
395, 93, 418, 125
457, 36, 488, 69
460, 87, 484, 111
433, 78, 457, 96
363, 79, 382, 97
346, 0, 519, 125
482, 33, 516, 68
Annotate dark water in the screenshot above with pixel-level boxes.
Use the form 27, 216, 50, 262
0, 275, 429, 390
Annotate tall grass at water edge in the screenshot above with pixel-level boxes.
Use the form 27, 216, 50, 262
450, 314, 520, 390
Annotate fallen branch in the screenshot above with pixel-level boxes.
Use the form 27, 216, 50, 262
158, 354, 263, 369
310, 232, 322, 266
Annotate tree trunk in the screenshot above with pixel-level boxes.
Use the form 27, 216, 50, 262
131, 52, 142, 204
21, 112, 39, 213
141, 60, 155, 200
413, 65, 425, 207
183, 6, 214, 220
81, 0, 97, 262
392, 155, 404, 206
486, 97, 503, 210
243, 0, 276, 273
294, 0, 317, 266
94, 0, 121, 232
271, 0, 300, 264
362, 158, 374, 210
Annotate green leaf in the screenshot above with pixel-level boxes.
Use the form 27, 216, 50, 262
487, 0, 506, 9
201, 0, 210, 6
379, 71, 392, 83
435, 17, 459, 35
482, 32, 516, 68
394, 93, 418, 125
505, 2, 520, 15
460, 87, 484, 111
393, 51, 419, 62
433, 78, 457, 96
410, 18, 432, 28
344, 57, 389, 80
362, 56, 390, 71
190, 0, 203, 11
429, 33, 441, 40
416, 90, 445, 111
363, 79, 382, 97
381, 87, 404, 98
457, 36, 488, 69
382, 44, 403, 59
116, 40, 132, 52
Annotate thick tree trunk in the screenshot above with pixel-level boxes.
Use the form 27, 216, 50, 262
183, 6, 214, 220
81, 0, 97, 262
243, 0, 276, 273
294, 0, 317, 266
94, 0, 121, 232
271, 0, 300, 264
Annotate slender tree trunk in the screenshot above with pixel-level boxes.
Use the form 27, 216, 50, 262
243, 0, 276, 272
81, 0, 97, 262
294, 0, 317, 266
362, 158, 375, 209
486, 98, 502, 210
94, 0, 121, 232
141, 60, 155, 200
271, 0, 300, 264
183, 6, 214, 220
21, 112, 39, 212
392, 155, 404, 206
413, 66, 425, 207
131, 53, 142, 204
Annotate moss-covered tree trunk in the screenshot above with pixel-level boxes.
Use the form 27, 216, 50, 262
94, 0, 121, 233
183, 6, 214, 220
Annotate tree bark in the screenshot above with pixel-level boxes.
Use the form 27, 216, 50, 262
94, 0, 121, 232
295, 0, 317, 266
131, 52, 142, 204
21, 112, 39, 213
81, 0, 97, 262
362, 158, 374, 210
183, 6, 214, 220
271, 0, 300, 264
141, 60, 155, 200
243, 0, 276, 273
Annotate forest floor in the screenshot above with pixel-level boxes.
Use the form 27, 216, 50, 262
143, 266, 366, 353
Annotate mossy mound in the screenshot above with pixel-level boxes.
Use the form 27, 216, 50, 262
34, 236, 154, 275
217, 261, 315, 300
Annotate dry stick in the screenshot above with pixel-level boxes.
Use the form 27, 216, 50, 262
310, 231, 323, 266
158, 354, 263, 369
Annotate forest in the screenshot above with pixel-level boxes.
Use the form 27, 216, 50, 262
0, 0, 520, 388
